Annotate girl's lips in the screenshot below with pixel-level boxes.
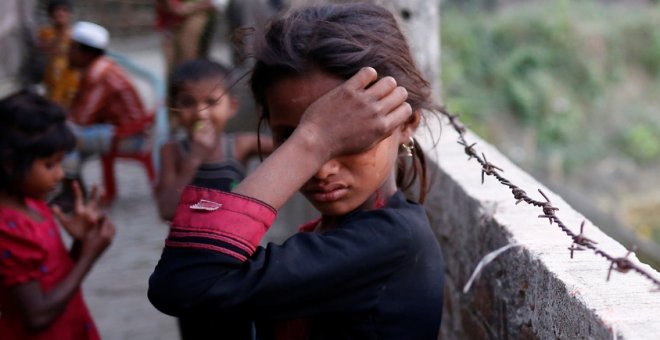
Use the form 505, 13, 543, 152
304, 186, 349, 203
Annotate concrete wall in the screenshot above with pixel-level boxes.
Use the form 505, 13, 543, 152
416, 122, 660, 339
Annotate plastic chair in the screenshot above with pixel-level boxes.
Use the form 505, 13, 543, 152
99, 51, 168, 203
101, 114, 157, 203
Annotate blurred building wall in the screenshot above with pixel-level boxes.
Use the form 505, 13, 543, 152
0, 0, 37, 97
73, 0, 155, 37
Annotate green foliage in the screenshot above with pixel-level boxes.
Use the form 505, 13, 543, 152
440, 0, 660, 168
619, 21, 660, 77
621, 123, 660, 163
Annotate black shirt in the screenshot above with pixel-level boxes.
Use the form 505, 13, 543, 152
149, 188, 444, 339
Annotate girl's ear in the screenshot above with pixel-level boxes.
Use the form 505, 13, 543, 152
400, 110, 421, 141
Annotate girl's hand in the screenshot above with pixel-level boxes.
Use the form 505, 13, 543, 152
232, 68, 412, 209
80, 216, 115, 261
297, 67, 412, 160
52, 182, 101, 241
189, 119, 218, 163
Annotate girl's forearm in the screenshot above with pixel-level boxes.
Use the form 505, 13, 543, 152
233, 127, 326, 210
14, 255, 96, 331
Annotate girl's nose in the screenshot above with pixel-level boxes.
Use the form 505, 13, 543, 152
314, 159, 341, 180
54, 164, 66, 182
196, 103, 211, 119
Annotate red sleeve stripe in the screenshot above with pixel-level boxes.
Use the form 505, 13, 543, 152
168, 230, 256, 254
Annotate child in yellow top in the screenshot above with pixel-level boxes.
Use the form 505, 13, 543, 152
38, 0, 80, 108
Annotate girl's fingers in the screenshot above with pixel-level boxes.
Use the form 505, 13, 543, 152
381, 101, 413, 132
88, 185, 100, 207
100, 216, 116, 239
72, 181, 85, 210
364, 76, 398, 100
377, 86, 409, 116
51, 205, 66, 222
344, 67, 378, 91
107, 220, 116, 239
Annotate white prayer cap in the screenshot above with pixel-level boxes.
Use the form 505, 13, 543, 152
71, 21, 109, 50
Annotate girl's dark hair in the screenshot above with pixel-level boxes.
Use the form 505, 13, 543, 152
0, 91, 76, 194
250, 3, 437, 202
168, 59, 234, 109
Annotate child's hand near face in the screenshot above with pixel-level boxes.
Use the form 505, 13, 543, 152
52, 182, 102, 240
233, 68, 412, 210
189, 119, 218, 163
297, 67, 411, 160
80, 216, 115, 261
52, 181, 115, 261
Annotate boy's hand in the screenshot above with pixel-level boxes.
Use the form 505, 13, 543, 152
81, 216, 115, 260
297, 67, 412, 160
52, 182, 101, 240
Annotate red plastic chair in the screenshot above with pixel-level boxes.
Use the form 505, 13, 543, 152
101, 114, 156, 203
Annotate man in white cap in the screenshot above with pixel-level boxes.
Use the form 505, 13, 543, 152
53, 21, 149, 208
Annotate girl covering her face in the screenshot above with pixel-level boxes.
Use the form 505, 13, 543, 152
149, 4, 444, 339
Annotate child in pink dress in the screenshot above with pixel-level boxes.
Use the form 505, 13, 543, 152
0, 91, 115, 339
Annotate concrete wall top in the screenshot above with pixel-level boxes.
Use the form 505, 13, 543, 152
416, 118, 660, 339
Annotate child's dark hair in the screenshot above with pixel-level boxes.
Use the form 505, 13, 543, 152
47, 0, 72, 16
250, 3, 438, 202
168, 59, 234, 109
0, 91, 76, 194
76, 43, 105, 57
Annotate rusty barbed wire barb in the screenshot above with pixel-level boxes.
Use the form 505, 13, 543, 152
537, 214, 556, 224
568, 244, 584, 259
437, 107, 660, 290
481, 153, 503, 184
457, 140, 478, 160
511, 187, 527, 205
537, 189, 559, 225
574, 221, 598, 247
607, 248, 635, 281
568, 221, 597, 259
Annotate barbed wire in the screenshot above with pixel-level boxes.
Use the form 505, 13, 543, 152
438, 107, 660, 290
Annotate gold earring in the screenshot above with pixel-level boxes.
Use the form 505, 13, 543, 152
401, 136, 415, 157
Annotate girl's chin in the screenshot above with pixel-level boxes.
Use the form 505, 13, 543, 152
311, 201, 355, 217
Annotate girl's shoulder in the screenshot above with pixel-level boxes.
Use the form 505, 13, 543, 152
0, 199, 54, 239
0, 198, 51, 219
344, 192, 427, 231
